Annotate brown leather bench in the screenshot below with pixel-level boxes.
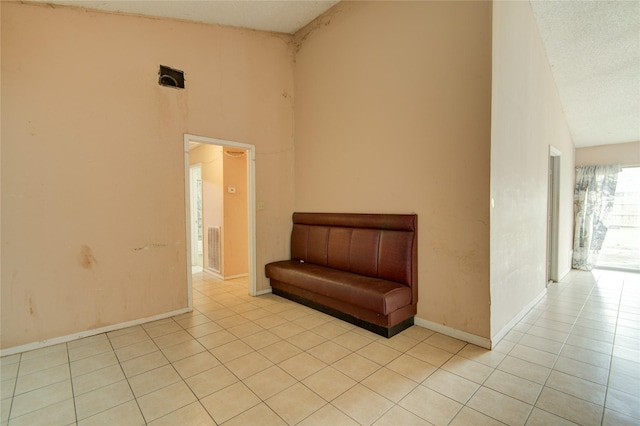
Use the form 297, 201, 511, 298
265, 212, 417, 337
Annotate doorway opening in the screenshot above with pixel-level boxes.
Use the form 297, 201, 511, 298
183, 134, 257, 310
596, 166, 640, 272
189, 164, 203, 275
546, 146, 561, 283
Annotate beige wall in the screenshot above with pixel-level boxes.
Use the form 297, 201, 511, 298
490, 1, 575, 341
1, 2, 294, 350
223, 151, 249, 277
2, 0, 583, 351
576, 141, 640, 167
294, 1, 493, 339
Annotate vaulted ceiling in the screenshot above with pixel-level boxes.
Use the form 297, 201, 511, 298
530, 0, 639, 148
36, 0, 640, 148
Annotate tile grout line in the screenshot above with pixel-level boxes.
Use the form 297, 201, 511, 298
7, 346, 74, 424
142, 315, 218, 425
4, 353, 21, 425
441, 343, 476, 426
528, 273, 627, 425
525, 277, 599, 425
600, 272, 626, 425
180, 309, 266, 426
464, 307, 544, 425
447, 341, 521, 425
65, 342, 79, 426
265, 323, 360, 425
338, 342, 407, 426
109, 324, 154, 425
489, 278, 591, 425
167, 309, 225, 423
325, 335, 416, 425
175, 305, 225, 426
191, 285, 289, 425
200, 283, 396, 426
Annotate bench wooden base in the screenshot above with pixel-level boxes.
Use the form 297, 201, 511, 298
272, 287, 414, 338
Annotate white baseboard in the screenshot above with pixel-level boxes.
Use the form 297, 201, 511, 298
204, 269, 223, 280
202, 270, 248, 281
558, 267, 571, 281
0, 307, 191, 357
225, 273, 249, 280
490, 287, 547, 348
413, 317, 491, 349
255, 288, 273, 296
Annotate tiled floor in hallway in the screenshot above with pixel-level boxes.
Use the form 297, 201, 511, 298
1, 269, 639, 425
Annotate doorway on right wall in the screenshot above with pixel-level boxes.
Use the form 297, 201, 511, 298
596, 166, 640, 272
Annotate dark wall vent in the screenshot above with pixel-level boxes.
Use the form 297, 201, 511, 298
158, 65, 185, 89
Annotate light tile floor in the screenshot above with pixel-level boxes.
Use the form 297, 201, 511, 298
1, 269, 639, 425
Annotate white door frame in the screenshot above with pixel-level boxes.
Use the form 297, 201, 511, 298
183, 134, 257, 310
547, 145, 561, 283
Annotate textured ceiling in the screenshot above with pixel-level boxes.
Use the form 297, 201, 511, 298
36, 0, 640, 148
530, 0, 640, 148
41, 0, 340, 34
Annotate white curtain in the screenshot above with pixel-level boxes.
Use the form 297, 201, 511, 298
573, 165, 620, 270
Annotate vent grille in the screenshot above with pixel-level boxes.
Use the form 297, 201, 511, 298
158, 65, 185, 89
207, 226, 221, 273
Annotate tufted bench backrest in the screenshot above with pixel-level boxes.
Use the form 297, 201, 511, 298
290, 213, 417, 296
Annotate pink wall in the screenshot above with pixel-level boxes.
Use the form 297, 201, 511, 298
1, 2, 294, 350
293, 1, 493, 340
223, 151, 249, 278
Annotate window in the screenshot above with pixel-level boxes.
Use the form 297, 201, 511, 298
596, 166, 640, 271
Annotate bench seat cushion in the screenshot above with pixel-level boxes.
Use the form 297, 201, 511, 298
265, 260, 411, 316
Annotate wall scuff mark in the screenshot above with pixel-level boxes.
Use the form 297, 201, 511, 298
78, 245, 97, 269
133, 243, 168, 252
28, 296, 35, 315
